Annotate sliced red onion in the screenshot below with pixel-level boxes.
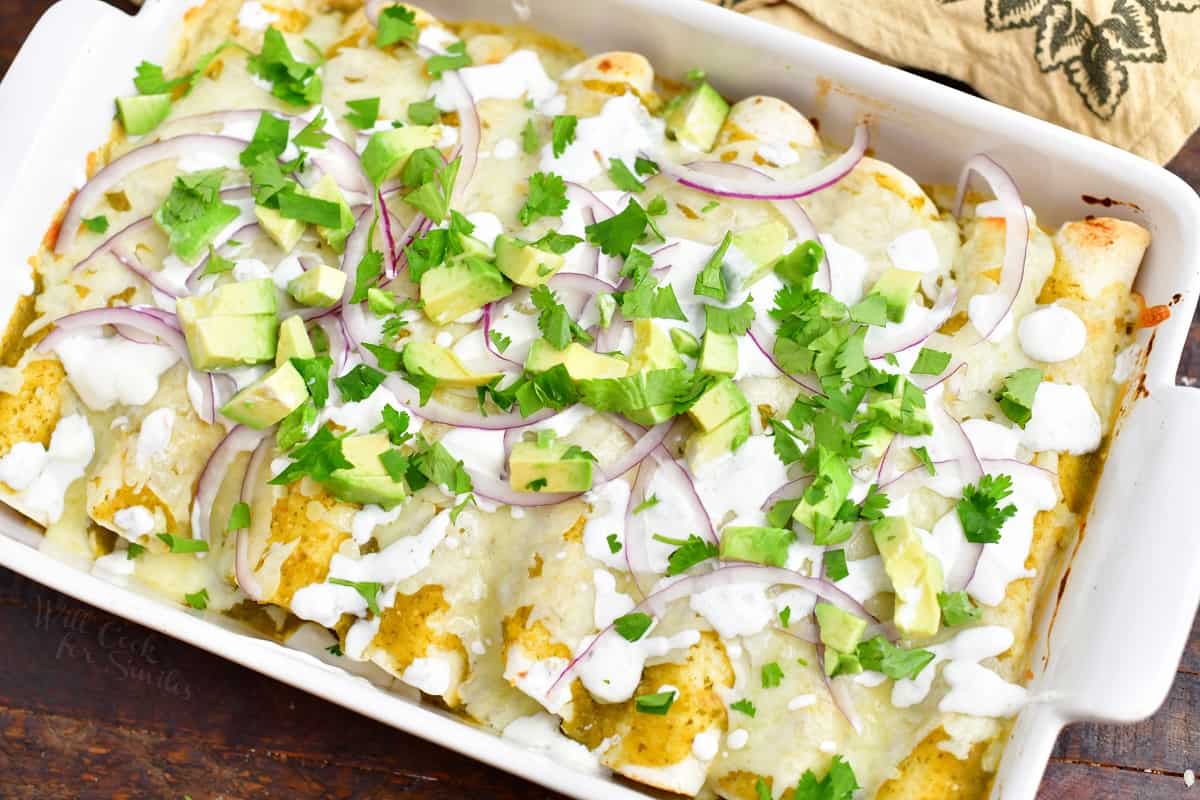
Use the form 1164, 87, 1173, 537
874, 434, 906, 486
878, 460, 957, 499
381, 374, 557, 430
864, 286, 958, 359
339, 208, 374, 303
386, 207, 428, 280
760, 475, 813, 511
316, 314, 351, 375
623, 456, 660, 596
684, 161, 831, 292
651, 122, 868, 201
482, 303, 522, 367
412, 44, 480, 202
817, 643, 863, 733
953, 154, 1028, 342
747, 324, 823, 394
547, 272, 615, 319
594, 311, 626, 353
57, 135, 248, 255
778, 619, 821, 645
234, 436, 273, 601
932, 403, 984, 484
550, 563, 878, 695
73, 216, 155, 274
364, 0, 388, 25
186, 220, 261, 293
36, 306, 189, 358
378, 190, 399, 275
192, 426, 271, 543
599, 418, 672, 483
911, 357, 966, 391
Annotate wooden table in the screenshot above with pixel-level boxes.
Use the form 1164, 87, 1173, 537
0, 1, 1197, 797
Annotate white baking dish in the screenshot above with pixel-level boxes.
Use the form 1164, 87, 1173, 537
1, 1, 1198, 797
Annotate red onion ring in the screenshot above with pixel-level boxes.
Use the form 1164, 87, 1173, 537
683, 161, 831, 292
234, 436, 273, 602
623, 456, 660, 596
191, 425, 271, 543
56, 135, 248, 255
953, 154, 1029, 342
36, 306, 189, 359
760, 475, 813, 512
598, 417, 672, 483
594, 311, 626, 353
651, 122, 868, 201
482, 303, 523, 367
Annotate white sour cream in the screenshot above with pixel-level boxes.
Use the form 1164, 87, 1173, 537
1021, 382, 1101, 455
1017, 304, 1087, 363
540, 93, 665, 185
886, 229, 940, 273
53, 332, 180, 411
136, 408, 175, 468
967, 291, 1014, 342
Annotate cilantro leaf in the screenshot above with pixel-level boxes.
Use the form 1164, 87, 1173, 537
269, 426, 354, 486
521, 118, 540, 154
185, 588, 209, 610
519, 171, 569, 226
635, 689, 675, 715
376, 405, 412, 446
911, 347, 952, 376
849, 293, 888, 326
618, 277, 687, 321
855, 636, 935, 680
379, 449, 410, 482
694, 232, 731, 302
703, 301, 755, 335
956, 474, 1017, 544
550, 114, 577, 157
277, 399, 317, 451
344, 97, 381, 130
290, 356, 332, 408
585, 199, 649, 258
426, 41, 472, 78
157, 533, 209, 554
82, 215, 109, 234
635, 156, 659, 176
633, 495, 659, 514
247, 27, 323, 107
376, 4, 418, 47
126, 543, 145, 560
153, 169, 240, 263
239, 111, 290, 167
791, 755, 859, 800
995, 367, 1042, 428
606, 533, 622, 553
352, 247, 385, 304
578, 368, 708, 417
530, 230, 583, 255
293, 109, 332, 149
226, 501, 251, 531
654, 533, 718, 576
938, 591, 982, 627
334, 364, 387, 402
277, 190, 343, 228
407, 98, 440, 125
730, 698, 756, 717
761, 662, 784, 689
531, 284, 592, 349
608, 159, 645, 192
329, 578, 383, 615
411, 440, 472, 494
824, 548, 848, 581
403, 155, 461, 221
911, 445, 936, 475
614, 612, 653, 642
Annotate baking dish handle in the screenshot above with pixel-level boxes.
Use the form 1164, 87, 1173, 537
1045, 385, 1200, 724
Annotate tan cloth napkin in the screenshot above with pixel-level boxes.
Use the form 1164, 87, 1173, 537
716, 0, 1200, 164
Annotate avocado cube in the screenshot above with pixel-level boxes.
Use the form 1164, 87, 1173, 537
823, 647, 864, 678
306, 175, 356, 254
176, 278, 278, 322
815, 602, 867, 653
361, 126, 441, 186
699, 331, 738, 377
325, 433, 408, 508
724, 221, 789, 294
184, 314, 278, 370
685, 407, 750, 472
117, 93, 172, 136
872, 516, 944, 638
255, 205, 306, 253
402, 341, 501, 387
457, 234, 495, 261
276, 315, 315, 367
508, 440, 594, 493
792, 448, 853, 531
288, 264, 347, 308
688, 377, 748, 432
665, 81, 730, 152
221, 361, 309, 429
670, 328, 701, 358
419, 257, 511, 325
869, 267, 923, 323
719, 526, 794, 567
630, 320, 683, 372
525, 340, 628, 380
495, 235, 564, 287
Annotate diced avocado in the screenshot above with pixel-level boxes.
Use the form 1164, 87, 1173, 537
255, 205, 305, 253
525, 339, 628, 380
175, 278, 278, 322
665, 81, 730, 152
629, 320, 683, 372
872, 516, 944, 638
325, 434, 408, 508
220, 361, 308, 429
854, 424, 894, 467
419, 257, 511, 325
824, 647, 863, 678
699, 331, 738, 377
184, 315, 278, 370
457, 234, 494, 261
494, 235, 564, 287
723, 221, 789, 294
815, 602, 867, 653
670, 328, 700, 358
306, 175, 356, 254
288, 264, 347, 308
276, 315, 315, 367
626, 320, 683, 425
688, 377, 748, 432
719, 526, 794, 567
116, 93, 172, 136
402, 341, 501, 387
866, 376, 932, 436
360, 126, 441, 186
792, 448, 853, 534
685, 407, 750, 471
508, 439, 594, 493
869, 268, 922, 323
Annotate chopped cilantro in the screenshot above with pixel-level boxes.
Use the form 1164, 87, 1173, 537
132, 42, 231, 97
226, 501, 251, 531
379, 449, 410, 482
608, 159, 645, 192
855, 636, 935, 680
344, 97, 381, 129
402, 155, 461, 222
407, 98, 440, 125
995, 367, 1042, 427
126, 543, 146, 560
585, 199, 649, 258
824, 548, 849, 581
635, 156, 659, 176
700, 200, 719, 213
938, 591, 982, 627
293, 109, 332, 149
334, 364, 387, 402
202, 246, 236, 276
618, 276, 687, 321
635, 689, 676, 715
489, 330, 512, 353
82, 215, 109, 234
956, 474, 1017, 544
653, 533, 718, 576
376, 405, 412, 446
185, 589, 209, 610
614, 612, 653, 642
685, 67, 706, 81
778, 605, 792, 627
755, 778, 771, 800
410, 440, 472, 495
791, 755, 858, 800
289, 356, 332, 408
268, 426, 354, 486
550, 114, 577, 157
911, 347, 952, 375
376, 4, 418, 47
519, 171, 569, 226
912, 445, 936, 475
426, 41, 472, 78
730, 698, 757, 717
326, 643, 343, 657
525, 477, 548, 491
531, 284, 592, 349
646, 194, 667, 216
352, 246, 385, 304
577, 368, 709, 418
156, 533, 209, 554
239, 111, 290, 167
606, 533, 622, 553
247, 27, 323, 107
562, 445, 597, 462
153, 169, 240, 263
521, 119, 540, 154
761, 662, 784, 689
849, 293, 888, 326
277, 400, 317, 451
277, 190, 343, 228
329, 578, 383, 615
703, 301, 755, 335
694, 231, 731, 302
633, 494, 660, 514
530, 230, 582, 254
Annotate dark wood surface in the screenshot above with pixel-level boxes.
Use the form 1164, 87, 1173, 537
0, 2, 1198, 798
